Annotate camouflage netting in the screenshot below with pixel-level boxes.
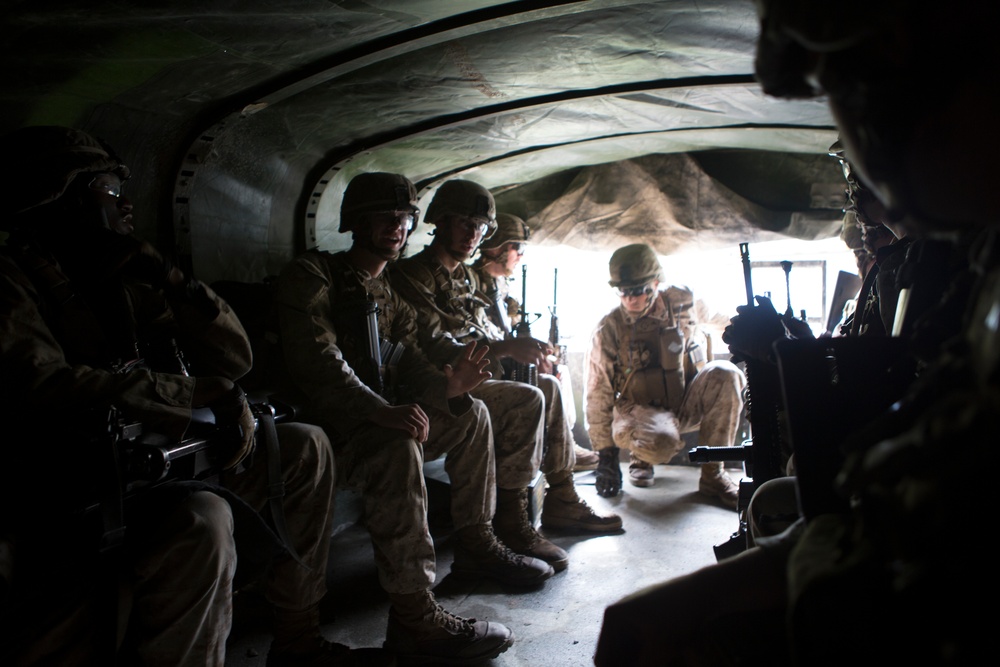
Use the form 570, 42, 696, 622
494, 151, 846, 257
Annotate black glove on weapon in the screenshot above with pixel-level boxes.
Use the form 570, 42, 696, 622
209, 384, 257, 470
723, 295, 812, 364
596, 446, 622, 498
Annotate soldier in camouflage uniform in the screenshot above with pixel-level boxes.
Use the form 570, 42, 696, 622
393, 183, 622, 573
0, 126, 382, 667
273, 172, 555, 665
585, 243, 745, 508
472, 212, 601, 472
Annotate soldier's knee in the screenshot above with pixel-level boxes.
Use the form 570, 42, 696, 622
276, 421, 336, 490
173, 492, 237, 573
277, 422, 333, 467
522, 383, 545, 413
701, 359, 746, 391
537, 373, 562, 400
469, 397, 490, 422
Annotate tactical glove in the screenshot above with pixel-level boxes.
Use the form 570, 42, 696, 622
595, 446, 623, 497
722, 295, 812, 364
209, 384, 257, 470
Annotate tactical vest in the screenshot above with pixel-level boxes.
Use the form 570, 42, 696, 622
616, 291, 707, 412
426, 259, 495, 344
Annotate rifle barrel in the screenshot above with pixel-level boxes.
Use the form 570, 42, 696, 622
553, 268, 558, 310
740, 243, 754, 306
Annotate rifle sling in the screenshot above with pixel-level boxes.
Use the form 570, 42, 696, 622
257, 407, 306, 567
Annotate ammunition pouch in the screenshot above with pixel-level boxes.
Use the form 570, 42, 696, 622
621, 325, 686, 412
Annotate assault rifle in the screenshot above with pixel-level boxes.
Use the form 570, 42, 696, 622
509, 264, 539, 385
353, 300, 405, 402
92, 393, 299, 556
547, 268, 567, 369
688, 242, 787, 560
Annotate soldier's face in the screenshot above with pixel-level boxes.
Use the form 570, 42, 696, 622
86, 172, 134, 235
619, 280, 658, 313
445, 215, 489, 260
500, 242, 524, 276
364, 210, 412, 259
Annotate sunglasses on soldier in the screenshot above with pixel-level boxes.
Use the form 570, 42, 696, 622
616, 283, 656, 298
88, 173, 126, 199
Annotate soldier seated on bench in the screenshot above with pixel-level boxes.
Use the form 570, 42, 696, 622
272, 171, 559, 666
0, 126, 390, 667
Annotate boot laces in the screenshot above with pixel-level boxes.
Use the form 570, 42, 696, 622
482, 525, 527, 566
510, 493, 543, 547
428, 599, 477, 637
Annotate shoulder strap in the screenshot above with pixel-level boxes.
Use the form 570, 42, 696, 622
253, 403, 307, 567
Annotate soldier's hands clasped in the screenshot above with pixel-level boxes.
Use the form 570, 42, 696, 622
97, 229, 185, 289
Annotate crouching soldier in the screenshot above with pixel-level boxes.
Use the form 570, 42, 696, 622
585, 243, 745, 507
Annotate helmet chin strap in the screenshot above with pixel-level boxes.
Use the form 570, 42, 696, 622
640, 293, 658, 316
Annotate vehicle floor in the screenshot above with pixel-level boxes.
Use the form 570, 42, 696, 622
225, 461, 744, 667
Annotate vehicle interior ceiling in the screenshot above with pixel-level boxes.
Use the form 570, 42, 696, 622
2, 0, 846, 339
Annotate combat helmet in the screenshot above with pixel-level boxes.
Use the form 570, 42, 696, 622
4, 125, 130, 217
479, 212, 530, 251
608, 243, 664, 288
339, 172, 418, 233
424, 179, 497, 239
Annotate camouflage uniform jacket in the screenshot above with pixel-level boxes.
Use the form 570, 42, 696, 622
274, 249, 463, 439
470, 258, 519, 336
0, 241, 251, 442
844, 237, 913, 337
392, 247, 507, 377
585, 285, 708, 450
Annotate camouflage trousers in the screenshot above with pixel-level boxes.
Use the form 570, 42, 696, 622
613, 360, 746, 464
225, 422, 336, 611
471, 379, 545, 489
331, 399, 495, 594
8, 422, 334, 667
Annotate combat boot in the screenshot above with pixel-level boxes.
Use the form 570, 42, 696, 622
493, 487, 569, 572
698, 462, 739, 510
267, 604, 396, 666
541, 470, 622, 533
385, 589, 513, 665
628, 452, 654, 487
572, 443, 600, 471
451, 523, 555, 586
